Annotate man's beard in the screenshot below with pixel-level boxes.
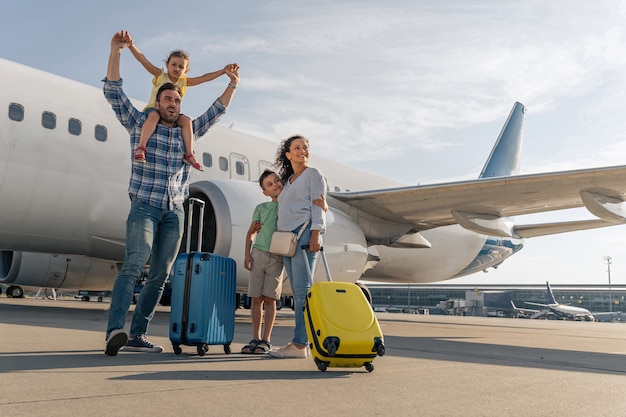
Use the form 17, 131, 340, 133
158, 107, 179, 125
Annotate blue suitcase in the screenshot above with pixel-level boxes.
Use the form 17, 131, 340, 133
169, 198, 237, 355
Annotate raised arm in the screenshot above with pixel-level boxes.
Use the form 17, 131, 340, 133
218, 63, 240, 108
187, 64, 232, 87
127, 33, 161, 78
191, 63, 240, 138
107, 31, 130, 81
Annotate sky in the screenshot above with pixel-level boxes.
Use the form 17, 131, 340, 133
3, 0, 626, 285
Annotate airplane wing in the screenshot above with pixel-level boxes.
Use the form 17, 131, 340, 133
524, 302, 549, 308
511, 301, 541, 314
330, 164, 626, 239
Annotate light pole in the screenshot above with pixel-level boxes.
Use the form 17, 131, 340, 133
604, 256, 613, 313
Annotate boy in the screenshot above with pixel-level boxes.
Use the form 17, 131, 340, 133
241, 170, 284, 354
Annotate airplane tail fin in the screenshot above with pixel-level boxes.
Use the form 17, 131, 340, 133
546, 281, 558, 305
479, 102, 526, 179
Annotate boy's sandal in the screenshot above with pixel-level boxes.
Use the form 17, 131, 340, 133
134, 146, 147, 163
253, 340, 271, 354
183, 153, 204, 172
241, 339, 261, 354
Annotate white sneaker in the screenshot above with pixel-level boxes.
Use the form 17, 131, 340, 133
269, 342, 308, 359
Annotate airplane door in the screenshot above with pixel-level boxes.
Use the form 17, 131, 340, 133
229, 153, 249, 181
259, 160, 274, 176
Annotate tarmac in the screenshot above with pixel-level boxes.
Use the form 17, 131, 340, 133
1, 297, 626, 417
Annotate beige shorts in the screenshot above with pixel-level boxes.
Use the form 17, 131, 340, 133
247, 247, 285, 299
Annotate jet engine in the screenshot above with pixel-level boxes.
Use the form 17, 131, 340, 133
0, 250, 119, 296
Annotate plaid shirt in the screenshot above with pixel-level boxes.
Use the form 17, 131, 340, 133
103, 78, 225, 210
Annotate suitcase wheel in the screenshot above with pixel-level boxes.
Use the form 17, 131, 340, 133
323, 337, 340, 357
377, 345, 385, 356
223, 344, 232, 354
374, 338, 385, 356
314, 358, 329, 372
364, 362, 374, 372
172, 343, 182, 355
197, 344, 208, 356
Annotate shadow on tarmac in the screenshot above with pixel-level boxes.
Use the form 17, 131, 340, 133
2, 298, 625, 377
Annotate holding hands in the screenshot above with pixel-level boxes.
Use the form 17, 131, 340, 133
224, 63, 240, 86
111, 30, 132, 50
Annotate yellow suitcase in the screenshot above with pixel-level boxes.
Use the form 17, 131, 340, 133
302, 248, 385, 372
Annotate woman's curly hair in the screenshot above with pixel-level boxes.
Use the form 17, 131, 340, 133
274, 135, 308, 183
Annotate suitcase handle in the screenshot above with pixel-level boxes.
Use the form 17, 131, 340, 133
185, 198, 205, 253
300, 245, 332, 284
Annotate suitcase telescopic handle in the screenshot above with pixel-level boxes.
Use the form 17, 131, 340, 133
300, 245, 332, 284
186, 198, 205, 253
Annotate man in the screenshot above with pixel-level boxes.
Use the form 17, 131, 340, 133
103, 30, 239, 356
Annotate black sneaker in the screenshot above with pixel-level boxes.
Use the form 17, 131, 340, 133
123, 335, 163, 353
105, 329, 128, 356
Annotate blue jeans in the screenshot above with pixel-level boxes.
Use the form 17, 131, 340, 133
282, 223, 318, 346
106, 197, 184, 338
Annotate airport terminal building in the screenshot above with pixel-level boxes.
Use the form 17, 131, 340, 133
365, 282, 626, 320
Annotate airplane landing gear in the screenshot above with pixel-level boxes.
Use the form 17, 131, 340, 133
7, 285, 24, 298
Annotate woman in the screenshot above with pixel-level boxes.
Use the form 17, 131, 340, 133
269, 135, 327, 359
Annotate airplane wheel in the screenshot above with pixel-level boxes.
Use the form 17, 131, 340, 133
8, 286, 24, 298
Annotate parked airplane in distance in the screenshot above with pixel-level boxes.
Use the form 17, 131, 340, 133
2, 57, 626, 300
512, 281, 596, 321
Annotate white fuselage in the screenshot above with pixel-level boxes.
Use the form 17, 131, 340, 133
0, 58, 500, 291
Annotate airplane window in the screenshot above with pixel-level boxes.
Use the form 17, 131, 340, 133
219, 156, 228, 171
95, 125, 107, 142
235, 161, 245, 176
68, 118, 82, 136
202, 152, 212, 168
8, 103, 24, 121
42, 111, 56, 129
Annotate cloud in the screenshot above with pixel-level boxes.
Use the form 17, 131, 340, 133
116, 1, 626, 175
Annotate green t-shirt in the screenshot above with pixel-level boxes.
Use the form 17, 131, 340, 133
252, 201, 278, 252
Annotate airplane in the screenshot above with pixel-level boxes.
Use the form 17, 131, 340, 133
2, 57, 626, 302
511, 281, 596, 321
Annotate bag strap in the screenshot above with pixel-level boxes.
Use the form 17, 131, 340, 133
294, 220, 310, 241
